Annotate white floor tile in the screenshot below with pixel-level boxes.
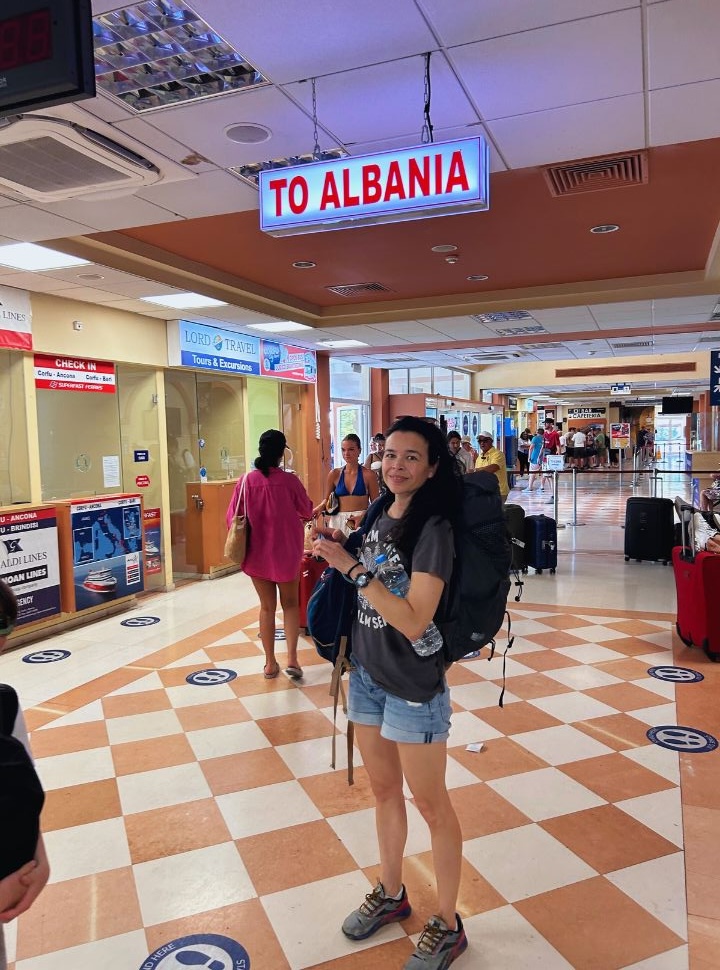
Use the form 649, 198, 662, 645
165, 649, 211, 668
566, 625, 634, 642
15, 930, 150, 970
133, 842, 255, 925
187, 720, 270, 760
615, 789, 684, 848
636, 651, 677, 667
633, 677, 678, 700
277, 735, 361, 778
39, 700, 105, 728
240, 689, 316, 719
445, 754, 484, 789
447, 711, 504, 747
554, 643, 627, 663
482, 656, 536, 679
621, 945, 689, 970
512, 724, 615, 765
45, 817, 131, 883
117, 762, 211, 815
261, 871, 406, 970
529, 692, 619, 723
447, 681, 521, 710
107, 672, 165, 695
543, 666, 623, 690
630, 703, 676, 726
34, 746, 115, 790
216, 780, 322, 838
607, 852, 688, 940
621, 744, 681, 785
105, 708, 183, 745
164, 682, 240, 708
328, 801, 430, 868
463, 824, 596, 901
488, 766, 605, 821
462, 906, 574, 968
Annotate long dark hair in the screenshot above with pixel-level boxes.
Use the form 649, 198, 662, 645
383, 416, 462, 558
254, 429, 286, 477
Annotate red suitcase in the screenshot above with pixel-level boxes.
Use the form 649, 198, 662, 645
299, 553, 326, 632
673, 546, 720, 662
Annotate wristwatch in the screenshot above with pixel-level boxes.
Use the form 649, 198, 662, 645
352, 570, 374, 589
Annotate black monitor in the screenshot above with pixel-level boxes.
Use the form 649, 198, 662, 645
660, 396, 693, 415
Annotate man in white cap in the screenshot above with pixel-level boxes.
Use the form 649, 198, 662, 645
475, 433, 509, 502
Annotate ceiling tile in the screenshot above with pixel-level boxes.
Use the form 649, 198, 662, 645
449, 9, 643, 120
201, 0, 438, 84
372, 321, 457, 343
0, 206, 93, 242
0, 273, 81, 293
137, 170, 259, 218
419, 0, 639, 46
649, 79, 720, 146
41, 196, 183, 233
488, 94, 645, 169
647, 0, 720, 89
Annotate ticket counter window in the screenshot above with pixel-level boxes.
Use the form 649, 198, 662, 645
0, 350, 31, 506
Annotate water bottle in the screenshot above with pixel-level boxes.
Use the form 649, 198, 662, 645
374, 555, 444, 657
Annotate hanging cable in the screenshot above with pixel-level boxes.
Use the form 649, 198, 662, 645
311, 78, 321, 160
420, 52, 434, 144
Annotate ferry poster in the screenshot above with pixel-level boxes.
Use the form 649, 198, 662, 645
143, 507, 162, 575
70, 494, 144, 611
0, 506, 61, 626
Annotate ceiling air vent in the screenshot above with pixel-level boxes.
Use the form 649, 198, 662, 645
326, 282, 393, 297
471, 311, 533, 324
699, 335, 720, 343
611, 341, 654, 349
708, 302, 720, 321
462, 352, 523, 363
544, 150, 647, 197
524, 342, 568, 350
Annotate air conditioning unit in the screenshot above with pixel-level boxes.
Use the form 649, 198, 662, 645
0, 113, 185, 203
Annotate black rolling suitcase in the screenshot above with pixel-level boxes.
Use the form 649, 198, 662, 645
524, 514, 557, 574
624, 497, 674, 564
504, 503, 526, 574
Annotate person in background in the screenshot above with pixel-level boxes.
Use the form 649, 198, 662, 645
475, 433, 509, 501
364, 433, 386, 491
517, 428, 531, 477
522, 429, 545, 493
0, 581, 50, 970
594, 426, 608, 468
314, 433, 380, 534
312, 416, 467, 970
460, 435, 478, 467
572, 426, 587, 470
543, 418, 561, 457
447, 430, 473, 474
227, 430, 313, 680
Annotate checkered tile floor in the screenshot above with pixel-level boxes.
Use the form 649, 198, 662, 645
1, 478, 717, 969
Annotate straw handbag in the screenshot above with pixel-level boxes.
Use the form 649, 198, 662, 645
224, 475, 249, 565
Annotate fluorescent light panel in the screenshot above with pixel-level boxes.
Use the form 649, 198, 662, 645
0, 243, 91, 271
229, 149, 348, 189
247, 321, 313, 333
141, 292, 228, 308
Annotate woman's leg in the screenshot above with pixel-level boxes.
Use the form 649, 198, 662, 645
399, 742, 462, 928
354, 724, 407, 894
278, 577, 300, 670
251, 577, 279, 674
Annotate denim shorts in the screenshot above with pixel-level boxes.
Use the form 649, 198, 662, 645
347, 662, 451, 744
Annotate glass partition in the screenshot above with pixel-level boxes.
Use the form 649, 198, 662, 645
0, 350, 31, 506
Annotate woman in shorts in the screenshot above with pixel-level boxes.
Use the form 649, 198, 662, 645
313, 416, 467, 970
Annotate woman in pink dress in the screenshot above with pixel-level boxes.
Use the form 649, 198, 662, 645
226, 430, 313, 679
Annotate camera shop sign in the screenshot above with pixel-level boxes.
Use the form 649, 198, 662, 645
567, 407, 606, 419
259, 136, 490, 236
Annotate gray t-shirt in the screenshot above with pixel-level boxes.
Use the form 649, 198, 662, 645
352, 511, 454, 702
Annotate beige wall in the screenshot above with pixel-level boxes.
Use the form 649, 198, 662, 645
30, 292, 168, 365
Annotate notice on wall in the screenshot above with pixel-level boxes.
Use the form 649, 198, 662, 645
0, 507, 61, 626
71, 494, 144, 611
611, 422, 630, 447
103, 455, 121, 488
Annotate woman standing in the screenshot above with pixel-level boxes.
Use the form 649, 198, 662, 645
226, 430, 313, 680
517, 428, 531, 477
313, 416, 467, 970
313, 433, 380, 534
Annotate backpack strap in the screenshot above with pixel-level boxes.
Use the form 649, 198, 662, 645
0, 683, 19, 735
329, 636, 354, 785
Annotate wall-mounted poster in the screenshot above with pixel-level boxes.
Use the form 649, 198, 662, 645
143, 507, 162, 575
0, 507, 60, 626
611, 422, 630, 448
462, 412, 470, 436
471, 414, 479, 437
71, 494, 144, 610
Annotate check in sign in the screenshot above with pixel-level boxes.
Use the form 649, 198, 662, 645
259, 137, 490, 236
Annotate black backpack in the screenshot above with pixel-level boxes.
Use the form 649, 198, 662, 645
0, 684, 45, 879
437, 471, 519, 703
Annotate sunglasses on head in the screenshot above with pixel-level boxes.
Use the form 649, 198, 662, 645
0, 615, 16, 637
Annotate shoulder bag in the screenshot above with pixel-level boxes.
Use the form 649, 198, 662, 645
224, 475, 250, 565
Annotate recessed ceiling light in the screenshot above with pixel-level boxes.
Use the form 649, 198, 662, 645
0, 243, 90, 271
590, 224, 620, 234
431, 244, 458, 253
140, 292, 228, 309
466, 274, 489, 281
292, 261, 316, 269
247, 321, 313, 333
317, 339, 369, 349
225, 123, 272, 144
77, 273, 105, 281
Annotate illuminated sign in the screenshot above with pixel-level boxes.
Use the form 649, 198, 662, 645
611, 383, 631, 395
259, 137, 489, 236
168, 321, 317, 383
33, 354, 116, 392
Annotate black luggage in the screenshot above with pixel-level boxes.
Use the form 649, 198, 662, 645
504, 503, 526, 573
624, 497, 674, 564
524, 513, 557, 574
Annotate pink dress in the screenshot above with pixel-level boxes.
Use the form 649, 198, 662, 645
226, 467, 313, 583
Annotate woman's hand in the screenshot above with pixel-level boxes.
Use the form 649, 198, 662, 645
312, 535, 357, 575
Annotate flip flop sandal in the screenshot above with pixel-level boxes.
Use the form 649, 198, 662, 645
263, 663, 280, 679
285, 666, 303, 680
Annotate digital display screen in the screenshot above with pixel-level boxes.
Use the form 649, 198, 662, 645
0, 9, 53, 71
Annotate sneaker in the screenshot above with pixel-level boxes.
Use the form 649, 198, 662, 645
342, 882, 412, 940
403, 914, 468, 968
545, 496, 554, 504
